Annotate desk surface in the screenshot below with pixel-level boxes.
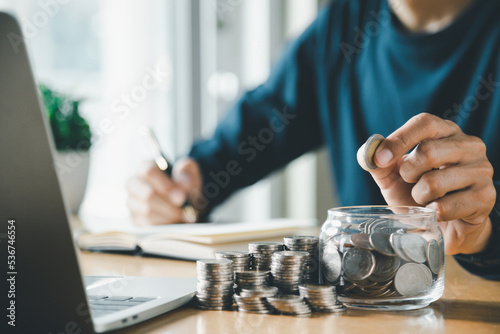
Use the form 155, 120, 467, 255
80, 251, 500, 334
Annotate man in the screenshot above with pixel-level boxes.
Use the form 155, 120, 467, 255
126, 0, 499, 279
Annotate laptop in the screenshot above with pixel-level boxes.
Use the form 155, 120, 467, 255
0, 12, 197, 333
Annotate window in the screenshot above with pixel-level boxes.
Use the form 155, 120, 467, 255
0, 0, 333, 223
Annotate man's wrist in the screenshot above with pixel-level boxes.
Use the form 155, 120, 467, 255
459, 182, 500, 257
462, 217, 493, 255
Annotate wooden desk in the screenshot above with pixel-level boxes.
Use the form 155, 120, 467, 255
80, 252, 500, 334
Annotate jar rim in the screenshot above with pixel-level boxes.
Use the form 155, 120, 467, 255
327, 205, 436, 219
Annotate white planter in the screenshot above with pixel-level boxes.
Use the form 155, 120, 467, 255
54, 151, 90, 214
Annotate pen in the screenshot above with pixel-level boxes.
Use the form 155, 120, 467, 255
143, 126, 197, 223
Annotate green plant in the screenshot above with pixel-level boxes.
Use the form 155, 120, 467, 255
39, 84, 92, 151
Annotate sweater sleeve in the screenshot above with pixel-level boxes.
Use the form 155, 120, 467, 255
453, 181, 500, 280
188, 9, 330, 214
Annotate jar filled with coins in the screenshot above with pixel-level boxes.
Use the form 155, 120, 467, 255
320, 206, 444, 310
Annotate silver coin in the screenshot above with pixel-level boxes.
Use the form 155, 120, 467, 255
273, 250, 309, 258
360, 218, 377, 233
426, 239, 442, 275
372, 252, 401, 277
267, 295, 311, 315
400, 233, 427, 263
365, 219, 389, 233
369, 232, 396, 256
197, 258, 233, 266
368, 273, 395, 283
299, 284, 335, 291
216, 251, 250, 258
352, 278, 378, 288
240, 287, 278, 297
298, 284, 343, 312
367, 219, 409, 234
363, 134, 384, 169
351, 233, 374, 251
249, 242, 284, 251
389, 233, 412, 262
234, 295, 266, 302
321, 242, 342, 283
235, 270, 270, 276
342, 247, 375, 282
394, 263, 433, 297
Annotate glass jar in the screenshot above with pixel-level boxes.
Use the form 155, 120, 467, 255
320, 206, 444, 311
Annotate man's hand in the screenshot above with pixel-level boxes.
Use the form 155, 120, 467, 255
357, 113, 496, 255
126, 158, 205, 225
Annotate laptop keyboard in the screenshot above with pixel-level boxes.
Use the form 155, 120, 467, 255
88, 295, 157, 317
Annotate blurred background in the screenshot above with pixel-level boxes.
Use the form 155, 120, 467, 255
0, 0, 336, 223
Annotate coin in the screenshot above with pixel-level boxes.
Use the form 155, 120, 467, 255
394, 263, 432, 297
249, 242, 284, 271
215, 251, 251, 277
216, 251, 250, 258
240, 286, 278, 297
363, 134, 384, 169
372, 253, 400, 277
351, 233, 374, 251
267, 295, 311, 315
369, 232, 396, 256
342, 247, 375, 282
399, 233, 427, 263
235, 270, 270, 291
368, 273, 395, 283
298, 284, 345, 313
426, 239, 442, 275
234, 294, 273, 314
365, 219, 409, 234
321, 241, 342, 283
389, 233, 412, 262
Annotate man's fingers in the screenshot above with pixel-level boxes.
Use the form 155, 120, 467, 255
411, 165, 475, 205
399, 136, 488, 184
357, 141, 407, 190
126, 177, 155, 202
127, 194, 185, 225
426, 183, 494, 223
374, 113, 460, 168
138, 161, 189, 207
357, 142, 395, 177
138, 161, 175, 196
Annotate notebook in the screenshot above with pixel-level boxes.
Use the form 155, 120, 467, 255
76, 216, 318, 260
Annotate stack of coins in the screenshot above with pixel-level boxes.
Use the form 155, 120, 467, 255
322, 219, 443, 299
271, 251, 309, 294
298, 284, 346, 313
215, 251, 251, 275
284, 236, 319, 283
234, 270, 270, 292
234, 286, 278, 314
195, 259, 234, 310
240, 286, 278, 297
249, 242, 284, 271
267, 295, 311, 316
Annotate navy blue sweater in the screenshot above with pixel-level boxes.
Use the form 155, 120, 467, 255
189, 0, 500, 279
